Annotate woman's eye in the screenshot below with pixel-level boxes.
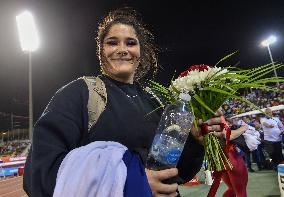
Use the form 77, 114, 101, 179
106, 41, 117, 46
127, 40, 138, 46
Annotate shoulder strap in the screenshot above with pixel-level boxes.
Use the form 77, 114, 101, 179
82, 76, 107, 132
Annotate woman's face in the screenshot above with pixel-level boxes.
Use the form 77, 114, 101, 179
102, 23, 140, 83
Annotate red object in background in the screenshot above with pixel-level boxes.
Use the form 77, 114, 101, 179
221, 151, 248, 197
18, 167, 24, 176
183, 176, 200, 186
1, 157, 11, 163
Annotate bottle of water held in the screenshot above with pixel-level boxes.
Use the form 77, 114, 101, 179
146, 93, 194, 170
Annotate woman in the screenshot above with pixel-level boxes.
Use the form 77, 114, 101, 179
23, 8, 224, 197
221, 121, 249, 197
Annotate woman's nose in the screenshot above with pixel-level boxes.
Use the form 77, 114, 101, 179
116, 43, 128, 55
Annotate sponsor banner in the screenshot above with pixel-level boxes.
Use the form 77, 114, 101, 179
9, 157, 27, 161
0, 160, 26, 168
0, 167, 19, 177
0, 156, 27, 163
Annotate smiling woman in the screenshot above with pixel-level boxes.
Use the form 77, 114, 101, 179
101, 23, 141, 84
22, 7, 224, 197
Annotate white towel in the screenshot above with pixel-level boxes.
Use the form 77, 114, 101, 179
243, 126, 261, 151
53, 141, 128, 197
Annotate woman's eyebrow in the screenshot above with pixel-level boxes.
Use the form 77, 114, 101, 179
105, 36, 138, 40
127, 37, 138, 41
104, 36, 117, 40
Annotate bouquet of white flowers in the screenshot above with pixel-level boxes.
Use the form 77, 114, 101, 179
149, 52, 284, 172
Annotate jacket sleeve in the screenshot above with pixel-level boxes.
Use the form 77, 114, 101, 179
23, 79, 89, 197
176, 133, 204, 183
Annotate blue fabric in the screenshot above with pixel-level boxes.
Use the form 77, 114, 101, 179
123, 150, 152, 197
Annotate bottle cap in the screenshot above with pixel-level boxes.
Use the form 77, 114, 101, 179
179, 92, 191, 101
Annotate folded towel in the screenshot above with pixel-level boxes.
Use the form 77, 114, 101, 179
53, 141, 127, 197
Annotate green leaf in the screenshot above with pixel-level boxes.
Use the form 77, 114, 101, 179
245, 63, 284, 83
192, 94, 215, 118
215, 51, 238, 67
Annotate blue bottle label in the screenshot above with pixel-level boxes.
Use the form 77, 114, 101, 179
165, 149, 182, 165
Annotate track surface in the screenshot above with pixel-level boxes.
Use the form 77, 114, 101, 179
0, 176, 27, 197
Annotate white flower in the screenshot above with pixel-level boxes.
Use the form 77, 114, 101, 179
170, 66, 226, 93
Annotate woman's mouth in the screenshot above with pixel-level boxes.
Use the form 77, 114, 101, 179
111, 58, 132, 61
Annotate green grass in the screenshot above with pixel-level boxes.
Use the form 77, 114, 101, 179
179, 168, 280, 197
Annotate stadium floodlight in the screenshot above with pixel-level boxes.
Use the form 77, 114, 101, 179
16, 11, 39, 52
261, 35, 279, 87
261, 35, 276, 47
16, 11, 40, 141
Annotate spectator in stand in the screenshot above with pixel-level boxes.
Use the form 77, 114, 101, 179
260, 108, 284, 170
239, 117, 262, 172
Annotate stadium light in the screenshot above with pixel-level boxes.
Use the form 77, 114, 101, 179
16, 11, 39, 51
261, 35, 276, 47
16, 11, 40, 141
261, 35, 279, 87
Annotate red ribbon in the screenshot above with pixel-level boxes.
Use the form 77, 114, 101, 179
200, 123, 209, 136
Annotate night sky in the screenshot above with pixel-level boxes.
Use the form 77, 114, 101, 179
0, 0, 284, 130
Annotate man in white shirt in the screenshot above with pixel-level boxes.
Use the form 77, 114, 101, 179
260, 108, 284, 169
238, 117, 262, 172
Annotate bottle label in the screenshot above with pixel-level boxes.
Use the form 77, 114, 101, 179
147, 134, 183, 168
165, 149, 182, 165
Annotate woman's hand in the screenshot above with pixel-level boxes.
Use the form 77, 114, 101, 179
145, 168, 178, 197
191, 110, 225, 144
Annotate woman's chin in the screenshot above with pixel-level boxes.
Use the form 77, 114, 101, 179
106, 69, 135, 81
103, 63, 137, 81
113, 66, 136, 75
115, 70, 135, 79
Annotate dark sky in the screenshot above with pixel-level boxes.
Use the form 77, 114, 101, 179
0, 0, 284, 130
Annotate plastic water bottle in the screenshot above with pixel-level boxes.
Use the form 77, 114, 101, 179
146, 93, 194, 170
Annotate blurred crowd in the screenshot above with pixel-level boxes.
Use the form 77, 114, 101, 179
222, 84, 284, 117
0, 140, 31, 157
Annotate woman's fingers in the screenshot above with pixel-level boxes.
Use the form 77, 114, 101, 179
156, 192, 178, 197
199, 116, 224, 126
205, 117, 223, 126
146, 168, 179, 197
157, 183, 178, 194
191, 125, 204, 144
156, 168, 178, 180
194, 112, 226, 140
214, 109, 223, 117
212, 130, 225, 138
207, 125, 222, 132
